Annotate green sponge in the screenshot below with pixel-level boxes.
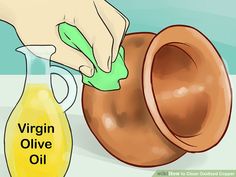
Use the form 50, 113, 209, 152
58, 22, 128, 91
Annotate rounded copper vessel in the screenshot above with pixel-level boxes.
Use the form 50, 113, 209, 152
82, 25, 232, 167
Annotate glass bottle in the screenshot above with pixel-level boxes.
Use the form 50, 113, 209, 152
4, 45, 77, 177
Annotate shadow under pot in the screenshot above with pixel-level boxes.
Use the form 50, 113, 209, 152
82, 25, 232, 167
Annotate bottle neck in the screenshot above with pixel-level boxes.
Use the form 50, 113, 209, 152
16, 45, 55, 88
25, 56, 51, 87
26, 74, 51, 86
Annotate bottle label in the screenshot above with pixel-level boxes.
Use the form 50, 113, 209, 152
18, 122, 55, 165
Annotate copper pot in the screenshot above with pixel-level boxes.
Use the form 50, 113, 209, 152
82, 25, 232, 167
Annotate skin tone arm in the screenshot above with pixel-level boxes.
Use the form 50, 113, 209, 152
0, 0, 129, 77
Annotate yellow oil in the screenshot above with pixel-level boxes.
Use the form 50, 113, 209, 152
4, 84, 72, 177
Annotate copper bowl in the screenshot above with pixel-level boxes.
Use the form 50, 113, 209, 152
82, 25, 232, 167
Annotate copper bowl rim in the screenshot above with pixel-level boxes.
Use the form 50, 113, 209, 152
143, 25, 232, 152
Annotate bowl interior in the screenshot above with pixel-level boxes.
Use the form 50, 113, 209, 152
151, 43, 209, 137
143, 26, 232, 151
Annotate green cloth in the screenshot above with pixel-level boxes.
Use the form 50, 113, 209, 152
58, 22, 128, 91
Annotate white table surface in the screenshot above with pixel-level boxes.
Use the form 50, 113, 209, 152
0, 75, 235, 177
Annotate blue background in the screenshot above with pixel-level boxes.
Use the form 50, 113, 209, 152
0, 0, 235, 74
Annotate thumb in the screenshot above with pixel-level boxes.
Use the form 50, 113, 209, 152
51, 42, 94, 77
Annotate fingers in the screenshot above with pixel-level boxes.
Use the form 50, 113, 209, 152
72, 4, 114, 72
94, 0, 130, 62
65, 0, 129, 72
51, 38, 94, 77
91, 19, 113, 72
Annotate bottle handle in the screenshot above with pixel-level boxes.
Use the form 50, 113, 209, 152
50, 65, 78, 112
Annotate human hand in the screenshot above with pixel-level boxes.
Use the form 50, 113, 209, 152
0, 0, 129, 77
